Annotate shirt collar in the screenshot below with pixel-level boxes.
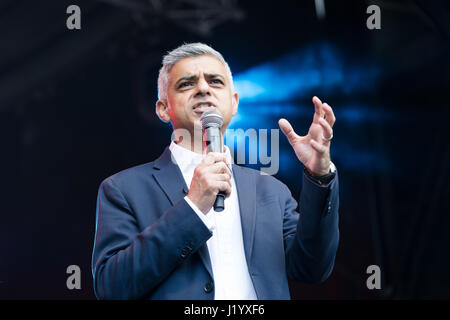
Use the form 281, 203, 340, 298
169, 141, 233, 173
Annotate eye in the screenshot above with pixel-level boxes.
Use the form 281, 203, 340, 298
178, 82, 193, 89
210, 79, 224, 85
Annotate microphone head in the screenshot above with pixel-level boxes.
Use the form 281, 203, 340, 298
200, 109, 223, 130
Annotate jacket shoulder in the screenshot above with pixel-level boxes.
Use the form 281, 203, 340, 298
99, 159, 159, 192
100, 147, 170, 188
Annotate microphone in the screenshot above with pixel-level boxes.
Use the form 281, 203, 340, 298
200, 109, 226, 212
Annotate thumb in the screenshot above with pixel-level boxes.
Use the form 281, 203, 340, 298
278, 118, 298, 144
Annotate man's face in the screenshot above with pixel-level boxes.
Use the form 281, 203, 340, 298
158, 55, 238, 134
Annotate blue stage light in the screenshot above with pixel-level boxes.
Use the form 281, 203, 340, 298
228, 43, 389, 173
233, 43, 380, 104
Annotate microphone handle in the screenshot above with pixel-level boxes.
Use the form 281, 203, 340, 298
204, 126, 226, 212
214, 191, 226, 212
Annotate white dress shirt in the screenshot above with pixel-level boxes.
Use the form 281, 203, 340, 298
169, 141, 257, 300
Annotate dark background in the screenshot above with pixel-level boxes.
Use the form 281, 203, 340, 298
1, 0, 449, 299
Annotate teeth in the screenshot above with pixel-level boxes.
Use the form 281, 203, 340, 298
195, 104, 213, 109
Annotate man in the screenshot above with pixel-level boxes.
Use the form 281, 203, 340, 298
91, 43, 339, 300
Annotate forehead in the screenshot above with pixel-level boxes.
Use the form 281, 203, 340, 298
169, 55, 227, 81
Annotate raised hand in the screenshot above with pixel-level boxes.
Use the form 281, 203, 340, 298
278, 96, 335, 176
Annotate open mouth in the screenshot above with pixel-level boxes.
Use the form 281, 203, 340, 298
193, 102, 216, 114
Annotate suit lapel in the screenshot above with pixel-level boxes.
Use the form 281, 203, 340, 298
152, 147, 213, 278
152, 147, 187, 206
233, 164, 257, 267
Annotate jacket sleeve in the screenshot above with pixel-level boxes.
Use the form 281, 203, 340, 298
91, 177, 212, 299
283, 171, 340, 284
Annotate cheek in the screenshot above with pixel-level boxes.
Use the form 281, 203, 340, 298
170, 99, 195, 124
168, 96, 185, 114
220, 96, 234, 115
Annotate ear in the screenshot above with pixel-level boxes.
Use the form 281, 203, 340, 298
156, 99, 171, 123
231, 92, 239, 116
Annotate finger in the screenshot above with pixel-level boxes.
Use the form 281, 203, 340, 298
312, 96, 325, 123
213, 173, 232, 182
209, 168, 232, 183
310, 139, 327, 154
208, 161, 231, 175
318, 117, 333, 142
203, 152, 227, 165
215, 181, 232, 197
212, 153, 230, 166
322, 102, 336, 127
278, 118, 299, 145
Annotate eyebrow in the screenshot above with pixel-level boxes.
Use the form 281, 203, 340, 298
174, 73, 226, 87
205, 73, 225, 81
175, 75, 196, 86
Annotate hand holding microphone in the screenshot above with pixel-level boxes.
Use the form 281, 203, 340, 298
187, 109, 231, 214
187, 152, 231, 214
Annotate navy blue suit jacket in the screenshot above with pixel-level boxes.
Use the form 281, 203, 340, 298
91, 147, 339, 299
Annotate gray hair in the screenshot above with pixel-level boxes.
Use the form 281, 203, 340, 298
157, 42, 234, 100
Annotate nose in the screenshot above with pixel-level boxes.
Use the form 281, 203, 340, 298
195, 76, 210, 97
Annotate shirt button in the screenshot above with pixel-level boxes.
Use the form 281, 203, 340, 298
204, 282, 214, 293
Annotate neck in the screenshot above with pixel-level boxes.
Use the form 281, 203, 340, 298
176, 136, 204, 154
173, 126, 224, 154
